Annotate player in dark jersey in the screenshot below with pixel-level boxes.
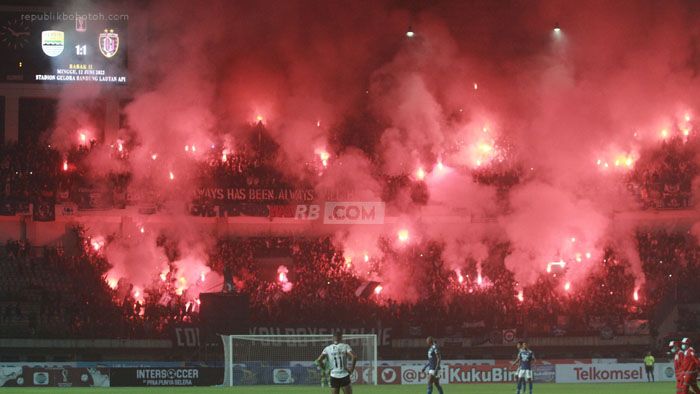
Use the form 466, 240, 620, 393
511, 341, 524, 392
421, 337, 445, 394
516, 341, 535, 394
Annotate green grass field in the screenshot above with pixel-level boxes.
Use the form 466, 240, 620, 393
0, 382, 673, 394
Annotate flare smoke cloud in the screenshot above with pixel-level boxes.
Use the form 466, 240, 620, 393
51, 0, 700, 301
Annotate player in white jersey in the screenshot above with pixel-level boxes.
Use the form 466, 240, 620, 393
315, 332, 358, 394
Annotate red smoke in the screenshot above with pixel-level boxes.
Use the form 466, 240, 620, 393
49, 0, 700, 303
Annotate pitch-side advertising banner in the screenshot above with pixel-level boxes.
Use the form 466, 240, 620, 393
399, 364, 513, 384
397, 364, 556, 384
0, 366, 109, 387
555, 363, 674, 383
110, 367, 222, 386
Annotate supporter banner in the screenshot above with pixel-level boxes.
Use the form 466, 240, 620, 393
555, 363, 674, 383
0, 367, 109, 387
188, 203, 219, 217
57, 203, 78, 216
502, 329, 517, 344
268, 205, 297, 218
109, 367, 221, 386
249, 326, 393, 347
32, 201, 55, 222
195, 187, 315, 204
172, 326, 201, 348
323, 202, 385, 224
189, 203, 274, 217
75, 187, 113, 210
220, 203, 269, 217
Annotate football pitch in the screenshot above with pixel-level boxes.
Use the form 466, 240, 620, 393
0, 382, 672, 393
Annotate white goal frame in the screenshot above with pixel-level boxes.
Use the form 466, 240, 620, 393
221, 334, 378, 386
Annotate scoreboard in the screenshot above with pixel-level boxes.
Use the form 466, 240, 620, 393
0, 10, 128, 84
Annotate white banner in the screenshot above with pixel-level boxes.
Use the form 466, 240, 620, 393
323, 202, 385, 224
555, 363, 674, 383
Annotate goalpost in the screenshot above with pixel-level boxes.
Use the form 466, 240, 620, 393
221, 334, 378, 386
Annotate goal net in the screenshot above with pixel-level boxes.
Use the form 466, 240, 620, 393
221, 334, 377, 386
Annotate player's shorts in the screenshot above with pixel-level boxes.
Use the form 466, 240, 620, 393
428, 369, 436, 376
645, 365, 654, 373
330, 375, 351, 388
518, 369, 533, 380
683, 372, 698, 385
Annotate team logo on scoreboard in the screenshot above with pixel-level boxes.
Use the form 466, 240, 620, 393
41, 30, 65, 57
98, 29, 119, 58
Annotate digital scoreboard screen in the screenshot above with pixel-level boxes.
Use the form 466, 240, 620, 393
0, 10, 127, 84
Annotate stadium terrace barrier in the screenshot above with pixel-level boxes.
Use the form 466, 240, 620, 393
0, 338, 172, 349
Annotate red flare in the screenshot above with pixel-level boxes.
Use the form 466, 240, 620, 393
415, 167, 426, 180
91, 239, 102, 251
278, 272, 288, 283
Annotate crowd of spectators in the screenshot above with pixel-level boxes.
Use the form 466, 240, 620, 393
1, 125, 698, 215
0, 236, 120, 338
1, 124, 700, 342
0, 142, 60, 215
0, 225, 698, 341
637, 228, 700, 303
627, 136, 698, 209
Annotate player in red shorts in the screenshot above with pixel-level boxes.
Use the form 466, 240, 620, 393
672, 340, 685, 393
681, 337, 700, 394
